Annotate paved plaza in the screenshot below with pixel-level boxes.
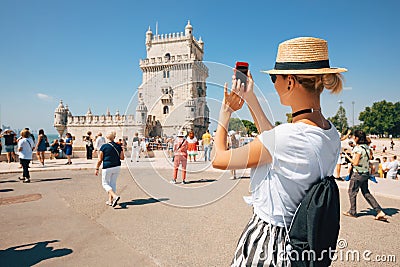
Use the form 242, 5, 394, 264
0, 140, 399, 266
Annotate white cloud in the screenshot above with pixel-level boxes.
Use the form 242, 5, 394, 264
36, 93, 53, 101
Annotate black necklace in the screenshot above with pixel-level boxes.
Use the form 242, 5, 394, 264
292, 108, 314, 118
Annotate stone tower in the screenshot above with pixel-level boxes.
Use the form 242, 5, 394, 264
54, 100, 68, 137
138, 21, 209, 137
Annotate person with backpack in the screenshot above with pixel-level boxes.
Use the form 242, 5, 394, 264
212, 37, 345, 266
343, 130, 387, 221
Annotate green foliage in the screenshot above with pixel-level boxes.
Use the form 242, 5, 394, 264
242, 120, 258, 134
328, 106, 349, 132
359, 100, 400, 137
228, 118, 246, 133
228, 118, 258, 135
286, 113, 293, 123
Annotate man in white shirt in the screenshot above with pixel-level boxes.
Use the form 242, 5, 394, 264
385, 155, 399, 179
94, 132, 106, 158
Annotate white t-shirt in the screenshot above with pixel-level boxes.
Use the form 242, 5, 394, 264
18, 138, 34, 160
95, 136, 106, 150
245, 122, 340, 227
387, 160, 399, 179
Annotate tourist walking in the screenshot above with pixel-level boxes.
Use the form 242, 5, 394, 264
95, 131, 124, 207
3, 129, 17, 163
187, 130, 198, 162
64, 133, 73, 164
202, 129, 212, 161
17, 129, 34, 183
35, 129, 49, 166
171, 132, 188, 184
343, 130, 387, 221
84, 131, 94, 159
130, 132, 141, 162
212, 37, 346, 266
94, 132, 106, 158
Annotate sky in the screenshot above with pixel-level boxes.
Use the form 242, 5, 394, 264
1, 0, 399, 134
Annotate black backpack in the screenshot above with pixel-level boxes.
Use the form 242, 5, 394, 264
287, 176, 340, 267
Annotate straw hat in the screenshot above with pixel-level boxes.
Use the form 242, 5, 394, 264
262, 37, 347, 75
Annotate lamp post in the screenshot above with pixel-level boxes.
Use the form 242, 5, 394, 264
352, 101, 355, 127
338, 100, 343, 132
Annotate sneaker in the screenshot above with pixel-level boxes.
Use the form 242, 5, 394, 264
181, 180, 186, 184
369, 176, 378, 183
112, 196, 120, 207
18, 177, 25, 181
170, 180, 177, 184
23, 178, 30, 183
375, 211, 388, 221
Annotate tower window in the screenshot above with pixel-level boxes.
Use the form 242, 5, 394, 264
163, 106, 169, 114
163, 70, 170, 79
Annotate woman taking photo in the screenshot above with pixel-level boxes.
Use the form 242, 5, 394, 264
213, 37, 346, 266
95, 131, 124, 207
35, 129, 48, 166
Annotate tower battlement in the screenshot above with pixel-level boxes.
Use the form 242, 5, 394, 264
67, 114, 135, 126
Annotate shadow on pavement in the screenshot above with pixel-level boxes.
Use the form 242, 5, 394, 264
357, 207, 400, 217
118, 197, 169, 209
32, 177, 72, 183
0, 240, 73, 267
186, 179, 216, 184
0, 189, 14, 192
0, 180, 19, 184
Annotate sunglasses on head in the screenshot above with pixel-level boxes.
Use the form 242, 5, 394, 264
269, 74, 277, 84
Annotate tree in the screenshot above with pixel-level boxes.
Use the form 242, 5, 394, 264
228, 119, 258, 135
242, 120, 258, 135
359, 100, 400, 137
328, 106, 349, 133
228, 118, 246, 133
286, 113, 293, 123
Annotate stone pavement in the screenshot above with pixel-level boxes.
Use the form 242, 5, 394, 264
0, 154, 399, 266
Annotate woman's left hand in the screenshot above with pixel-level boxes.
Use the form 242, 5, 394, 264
222, 78, 245, 113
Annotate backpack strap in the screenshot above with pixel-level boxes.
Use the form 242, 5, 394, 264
107, 142, 120, 157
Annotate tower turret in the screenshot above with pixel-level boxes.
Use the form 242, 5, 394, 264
146, 26, 153, 51
185, 20, 193, 36
136, 100, 148, 125
54, 100, 68, 137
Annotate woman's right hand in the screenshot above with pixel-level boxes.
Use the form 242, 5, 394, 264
232, 70, 255, 102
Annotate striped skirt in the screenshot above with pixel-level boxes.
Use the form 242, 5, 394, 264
231, 213, 290, 267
